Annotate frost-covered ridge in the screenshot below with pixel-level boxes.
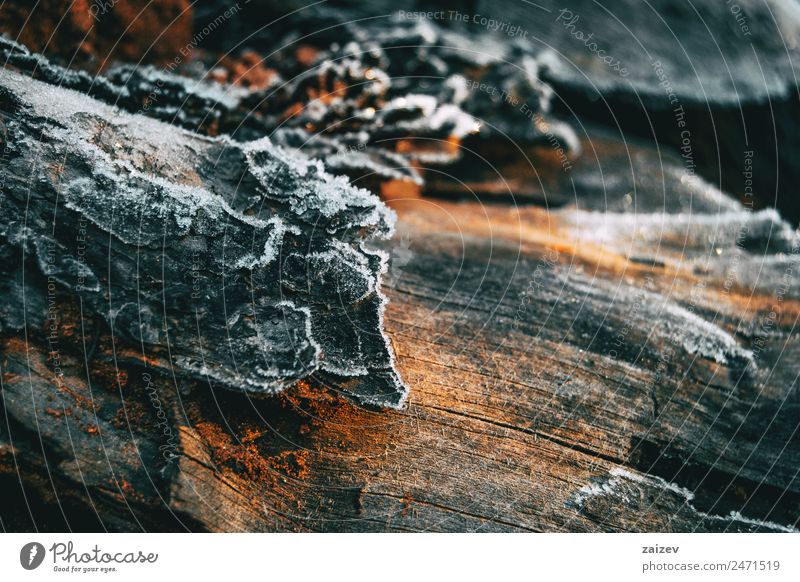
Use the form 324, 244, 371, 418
0, 68, 407, 409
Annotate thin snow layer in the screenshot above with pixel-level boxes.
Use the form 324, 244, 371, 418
243, 137, 396, 236
563, 205, 800, 296
378, 95, 481, 139
107, 63, 250, 111
1, 23, 579, 190
572, 468, 798, 533
0, 68, 408, 409
271, 128, 423, 185
567, 208, 797, 254
563, 272, 754, 368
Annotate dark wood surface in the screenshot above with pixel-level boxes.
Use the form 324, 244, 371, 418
1, 87, 799, 532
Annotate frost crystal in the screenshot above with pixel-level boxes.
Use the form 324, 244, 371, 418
0, 68, 408, 408
1, 23, 577, 193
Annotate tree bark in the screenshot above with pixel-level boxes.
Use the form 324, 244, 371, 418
2, 70, 799, 533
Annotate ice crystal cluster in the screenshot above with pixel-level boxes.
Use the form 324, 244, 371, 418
1, 21, 578, 189
0, 66, 407, 408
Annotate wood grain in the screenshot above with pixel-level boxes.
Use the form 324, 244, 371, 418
2, 123, 798, 533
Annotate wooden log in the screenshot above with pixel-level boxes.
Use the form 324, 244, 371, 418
1, 67, 799, 533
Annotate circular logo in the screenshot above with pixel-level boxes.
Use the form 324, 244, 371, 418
19, 542, 46, 570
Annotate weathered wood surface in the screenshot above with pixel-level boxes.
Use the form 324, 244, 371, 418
2, 81, 799, 533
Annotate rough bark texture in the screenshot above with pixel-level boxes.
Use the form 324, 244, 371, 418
0, 0, 193, 71
2, 0, 800, 533
1, 67, 798, 532
194, 0, 800, 223
0, 67, 409, 414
